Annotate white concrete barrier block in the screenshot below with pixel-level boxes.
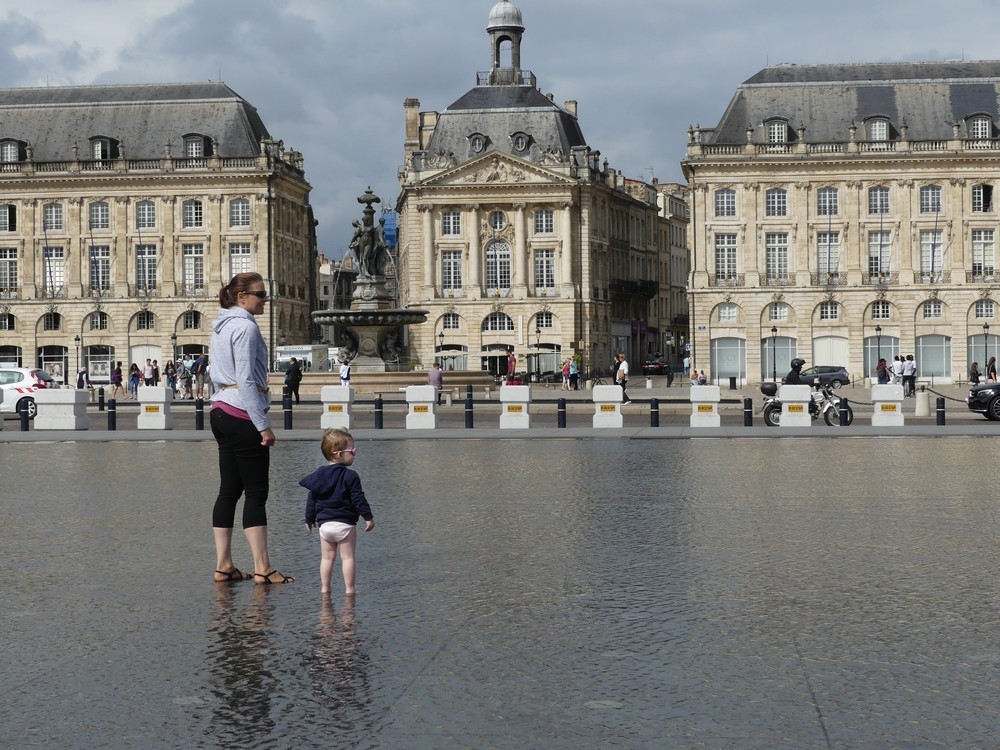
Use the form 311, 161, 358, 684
405, 385, 437, 429
871, 384, 904, 426
137, 386, 174, 429
592, 384, 623, 427
690, 384, 721, 427
33, 388, 90, 430
499, 384, 530, 428
320, 385, 355, 429
777, 384, 812, 427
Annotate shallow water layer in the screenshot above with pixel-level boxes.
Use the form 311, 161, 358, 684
2, 437, 997, 749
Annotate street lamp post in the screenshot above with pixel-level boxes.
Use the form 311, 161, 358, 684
437, 330, 444, 366
984, 321, 990, 369
170, 333, 177, 362
535, 325, 541, 379
74, 335, 81, 379
770, 326, 777, 382
875, 324, 882, 375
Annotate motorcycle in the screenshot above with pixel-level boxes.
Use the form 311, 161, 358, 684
759, 381, 854, 427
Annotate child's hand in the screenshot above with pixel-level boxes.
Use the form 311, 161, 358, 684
364, 519, 375, 532
305, 522, 314, 533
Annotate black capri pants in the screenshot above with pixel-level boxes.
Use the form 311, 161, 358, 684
211, 408, 270, 529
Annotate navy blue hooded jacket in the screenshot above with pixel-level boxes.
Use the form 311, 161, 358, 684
301, 464, 373, 526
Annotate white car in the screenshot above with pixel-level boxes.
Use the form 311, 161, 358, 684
0, 368, 57, 419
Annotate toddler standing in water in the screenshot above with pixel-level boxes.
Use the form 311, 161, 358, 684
302, 429, 375, 594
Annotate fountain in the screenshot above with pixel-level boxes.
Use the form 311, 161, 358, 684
312, 188, 428, 371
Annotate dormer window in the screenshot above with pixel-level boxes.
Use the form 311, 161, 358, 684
867, 118, 889, 141
765, 120, 788, 144
969, 115, 993, 142
182, 134, 211, 164
0, 141, 18, 163
510, 131, 530, 153
469, 133, 488, 154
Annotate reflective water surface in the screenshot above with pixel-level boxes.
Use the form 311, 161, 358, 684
2, 437, 997, 749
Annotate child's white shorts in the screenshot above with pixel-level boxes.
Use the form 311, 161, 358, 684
319, 521, 355, 543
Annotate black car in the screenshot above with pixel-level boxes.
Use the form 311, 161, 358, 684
641, 358, 670, 376
967, 382, 1000, 419
800, 365, 850, 389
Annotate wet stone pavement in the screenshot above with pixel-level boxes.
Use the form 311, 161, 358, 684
2, 437, 997, 749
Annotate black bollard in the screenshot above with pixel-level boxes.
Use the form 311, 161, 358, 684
650, 397, 660, 427
108, 398, 117, 430
283, 389, 293, 430
98, 386, 105, 412
464, 392, 474, 428
839, 397, 850, 426
374, 395, 384, 429
19, 399, 30, 431
743, 397, 753, 427
466, 384, 473, 401
194, 397, 204, 431
557, 398, 567, 428
936, 396, 945, 426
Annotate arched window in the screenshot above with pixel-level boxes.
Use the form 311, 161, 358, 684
89, 311, 109, 331
867, 118, 889, 141
714, 189, 736, 217
485, 240, 511, 290
136, 200, 156, 229
819, 301, 839, 320
769, 302, 789, 321
482, 312, 514, 331
136, 311, 155, 330
43, 312, 61, 331
230, 198, 250, 227
183, 310, 202, 329
89, 201, 109, 230
0, 313, 14, 330
182, 200, 203, 228
442, 312, 460, 329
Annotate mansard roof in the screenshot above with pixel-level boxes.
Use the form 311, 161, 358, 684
424, 84, 586, 165
0, 82, 270, 159
709, 61, 1000, 143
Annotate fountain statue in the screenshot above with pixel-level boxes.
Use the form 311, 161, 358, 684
312, 188, 428, 371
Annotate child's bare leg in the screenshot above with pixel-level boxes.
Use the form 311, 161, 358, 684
320, 536, 338, 594
339, 528, 359, 594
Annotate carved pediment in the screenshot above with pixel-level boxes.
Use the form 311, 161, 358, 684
421, 153, 573, 188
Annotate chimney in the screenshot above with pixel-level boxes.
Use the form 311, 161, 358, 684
564, 100, 578, 117
403, 98, 421, 155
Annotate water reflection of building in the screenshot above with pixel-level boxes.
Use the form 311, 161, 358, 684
396, 0, 680, 380
683, 62, 1000, 384
0, 82, 313, 380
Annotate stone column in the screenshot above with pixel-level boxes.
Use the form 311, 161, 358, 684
513, 203, 527, 289
467, 204, 480, 292
561, 202, 573, 283
420, 205, 434, 291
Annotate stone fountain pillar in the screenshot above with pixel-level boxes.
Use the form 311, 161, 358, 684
312, 188, 427, 371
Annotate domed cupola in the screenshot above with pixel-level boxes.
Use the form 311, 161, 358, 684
487, 0, 524, 31
487, 0, 525, 86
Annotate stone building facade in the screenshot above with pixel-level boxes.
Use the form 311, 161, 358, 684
0, 82, 312, 382
682, 62, 1000, 385
395, 0, 672, 380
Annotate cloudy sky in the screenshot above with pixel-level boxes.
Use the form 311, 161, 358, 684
3, 0, 999, 257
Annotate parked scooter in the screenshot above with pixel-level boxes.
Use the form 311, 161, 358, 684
760, 381, 854, 426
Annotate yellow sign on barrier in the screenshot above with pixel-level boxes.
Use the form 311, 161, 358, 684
600, 404, 617, 412
507, 404, 523, 413
144, 405, 160, 413
697, 404, 713, 412
880, 404, 897, 412
327, 404, 343, 412
788, 404, 804, 413
414, 405, 429, 413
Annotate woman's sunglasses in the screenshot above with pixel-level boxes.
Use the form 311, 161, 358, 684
241, 290, 268, 299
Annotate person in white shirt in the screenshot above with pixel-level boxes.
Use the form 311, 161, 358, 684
616, 352, 631, 405
891, 356, 904, 385
339, 360, 351, 386
901, 354, 916, 397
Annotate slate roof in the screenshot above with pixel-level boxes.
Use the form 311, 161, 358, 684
424, 84, 586, 164
0, 82, 269, 160
708, 61, 1000, 144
